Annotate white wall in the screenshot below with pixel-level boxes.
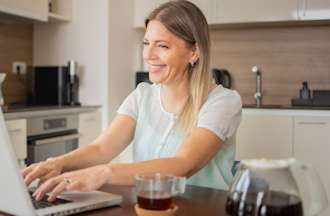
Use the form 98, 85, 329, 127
107, 0, 143, 122
108, 0, 145, 162
33, 0, 110, 127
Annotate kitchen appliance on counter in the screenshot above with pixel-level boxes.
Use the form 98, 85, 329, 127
67, 60, 80, 106
212, 68, 231, 88
136, 71, 151, 87
0, 73, 6, 107
292, 81, 330, 106
26, 114, 79, 165
27, 61, 80, 106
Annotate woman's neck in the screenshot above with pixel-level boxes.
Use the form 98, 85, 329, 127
160, 80, 189, 115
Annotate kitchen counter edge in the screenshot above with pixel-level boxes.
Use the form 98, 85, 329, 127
3, 105, 101, 120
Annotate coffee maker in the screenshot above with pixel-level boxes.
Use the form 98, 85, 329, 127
67, 60, 80, 106
27, 61, 80, 106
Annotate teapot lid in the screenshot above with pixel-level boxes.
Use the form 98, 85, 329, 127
241, 158, 296, 169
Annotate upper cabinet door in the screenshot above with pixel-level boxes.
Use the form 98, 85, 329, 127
0, 0, 47, 22
188, 0, 213, 24
212, 0, 299, 24
134, 0, 168, 28
298, 0, 330, 20
134, 0, 213, 28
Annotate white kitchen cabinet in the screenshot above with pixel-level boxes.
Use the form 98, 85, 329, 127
133, 0, 213, 28
133, 0, 330, 27
78, 110, 102, 147
211, 0, 298, 24
48, 0, 72, 22
293, 116, 330, 216
298, 0, 330, 20
5, 119, 27, 167
134, 0, 168, 28
0, 0, 48, 22
236, 113, 293, 160
185, 0, 213, 23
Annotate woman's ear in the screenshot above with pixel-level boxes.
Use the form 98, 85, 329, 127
189, 44, 200, 66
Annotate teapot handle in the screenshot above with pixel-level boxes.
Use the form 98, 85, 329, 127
293, 160, 328, 216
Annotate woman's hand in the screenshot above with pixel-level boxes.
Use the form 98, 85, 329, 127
32, 164, 111, 202
22, 157, 64, 187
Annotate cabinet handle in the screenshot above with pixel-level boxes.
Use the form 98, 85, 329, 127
34, 134, 80, 145
297, 122, 326, 125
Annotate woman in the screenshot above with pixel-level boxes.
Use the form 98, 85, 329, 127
22, 0, 242, 202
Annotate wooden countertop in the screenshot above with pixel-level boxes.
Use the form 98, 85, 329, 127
79, 184, 228, 216
0, 184, 228, 216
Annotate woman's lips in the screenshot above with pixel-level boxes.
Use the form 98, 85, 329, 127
149, 64, 166, 74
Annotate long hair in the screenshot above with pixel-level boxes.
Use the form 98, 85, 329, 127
145, 0, 211, 134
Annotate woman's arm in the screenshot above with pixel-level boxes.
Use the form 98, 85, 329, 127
23, 114, 136, 185
107, 127, 224, 185
32, 127, 224, 201
58, 114, 136, 171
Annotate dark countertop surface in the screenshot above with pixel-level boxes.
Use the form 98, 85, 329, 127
243, 104, 330, 110
2, 105, 87, 113
2, 105, 101, 120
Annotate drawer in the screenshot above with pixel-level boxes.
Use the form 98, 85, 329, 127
6, 119, 27, 160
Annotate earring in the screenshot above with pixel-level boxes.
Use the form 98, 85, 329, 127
190, 61, 195, 67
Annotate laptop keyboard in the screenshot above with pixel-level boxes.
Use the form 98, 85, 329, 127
29, 190, 72, 209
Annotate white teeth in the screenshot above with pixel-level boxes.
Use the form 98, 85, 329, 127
149, 65, 164, 69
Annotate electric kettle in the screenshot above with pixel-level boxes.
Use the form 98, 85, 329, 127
226, 158, 328, 216
212, 68, 231, 89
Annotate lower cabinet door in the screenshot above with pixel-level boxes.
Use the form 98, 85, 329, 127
6, 119, 27, 164
293, 116, 330, 216
236, 114, 293, 160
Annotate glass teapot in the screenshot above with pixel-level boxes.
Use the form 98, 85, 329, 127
226, 158, 328, 216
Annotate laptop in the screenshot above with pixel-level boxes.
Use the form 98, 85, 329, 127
0, 110, 123, 216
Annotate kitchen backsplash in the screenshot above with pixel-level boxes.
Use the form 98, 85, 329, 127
0, 21, 33, 106
210, 24, 330, 105
1, 20, 330, 107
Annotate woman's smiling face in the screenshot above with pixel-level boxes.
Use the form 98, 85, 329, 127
143, 20, 197, 85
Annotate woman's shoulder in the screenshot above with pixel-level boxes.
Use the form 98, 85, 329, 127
135, 82, 158, 98
203, 85, 242, 109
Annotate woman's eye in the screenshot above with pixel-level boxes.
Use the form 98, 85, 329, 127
158, 44, 169, 49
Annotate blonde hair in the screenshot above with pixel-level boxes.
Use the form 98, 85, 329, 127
146, 0, 212, 134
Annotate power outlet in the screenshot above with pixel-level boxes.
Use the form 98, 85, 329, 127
12, 62, 27, 75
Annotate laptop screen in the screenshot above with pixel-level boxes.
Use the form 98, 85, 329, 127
0, 110, 35, 216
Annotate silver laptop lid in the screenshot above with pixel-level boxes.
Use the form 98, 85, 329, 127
0, 110, 35, 216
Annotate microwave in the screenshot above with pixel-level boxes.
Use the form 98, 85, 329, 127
27, 66, 78, 106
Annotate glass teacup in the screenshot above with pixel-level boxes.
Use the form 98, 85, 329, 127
135, 173, 186, 211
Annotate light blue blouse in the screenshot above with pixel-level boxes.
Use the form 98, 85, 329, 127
117, 83, 242, 190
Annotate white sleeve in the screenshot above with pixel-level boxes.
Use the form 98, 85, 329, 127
117, 86, 139, 120
197, 90, 242, 141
